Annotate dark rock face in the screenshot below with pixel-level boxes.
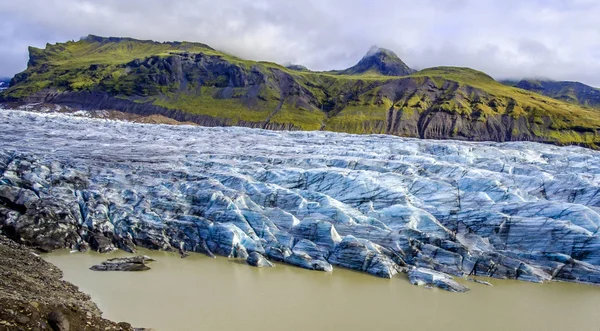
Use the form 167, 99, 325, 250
341, 46, 414, 76
246, 252, 274, 267
25, 90, 231, 127
47, 310, 70, 331
90, 256, 155, 271
89, 231, 116, 253
0, 185, 81, 252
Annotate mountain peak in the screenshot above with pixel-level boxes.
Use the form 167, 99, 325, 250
364, 45, 395, 58
342, 46, 414, 76
285, 63, 309, 72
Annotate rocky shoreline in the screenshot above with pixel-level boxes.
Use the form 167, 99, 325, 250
0, 235, 151, 331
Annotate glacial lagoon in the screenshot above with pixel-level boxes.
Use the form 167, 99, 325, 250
46, 249, 600, 331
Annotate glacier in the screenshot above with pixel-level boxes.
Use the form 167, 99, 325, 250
1, 109, 600, 291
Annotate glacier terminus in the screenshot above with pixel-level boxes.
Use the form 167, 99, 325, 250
1, 109, 600, 292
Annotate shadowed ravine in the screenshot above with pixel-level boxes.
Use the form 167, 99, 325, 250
1, 108, 600, 293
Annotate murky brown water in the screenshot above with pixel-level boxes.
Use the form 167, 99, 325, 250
44, 250, 600, 331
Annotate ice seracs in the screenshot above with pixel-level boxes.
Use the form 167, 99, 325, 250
1, 109, 600, 291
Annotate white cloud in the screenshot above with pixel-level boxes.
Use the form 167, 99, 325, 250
1, 0, 599, 86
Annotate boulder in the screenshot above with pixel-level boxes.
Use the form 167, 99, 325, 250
88, 232, 116, 253
90, 256, 155, 271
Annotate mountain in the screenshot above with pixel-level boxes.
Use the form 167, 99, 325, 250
0, 78, 9, 91
339, 46, 414, 76
285, 64, 309, 72
501, 79, 600, 108
1, 35, 600, 148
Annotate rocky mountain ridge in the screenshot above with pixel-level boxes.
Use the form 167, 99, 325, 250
338, 46, 415, 76
1, 35, 599, 148
501, 79, 600, 108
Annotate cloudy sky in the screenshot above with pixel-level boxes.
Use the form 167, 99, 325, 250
1, 0, 599, 86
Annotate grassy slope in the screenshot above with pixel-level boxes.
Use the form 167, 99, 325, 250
323, 67, 600, 142
415, 68, 600, 129
3, 36, 600, 146
502, 79, 600, 109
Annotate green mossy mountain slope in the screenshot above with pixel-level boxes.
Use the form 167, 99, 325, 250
2, 35, 600, 148
501, 79, 600, 109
